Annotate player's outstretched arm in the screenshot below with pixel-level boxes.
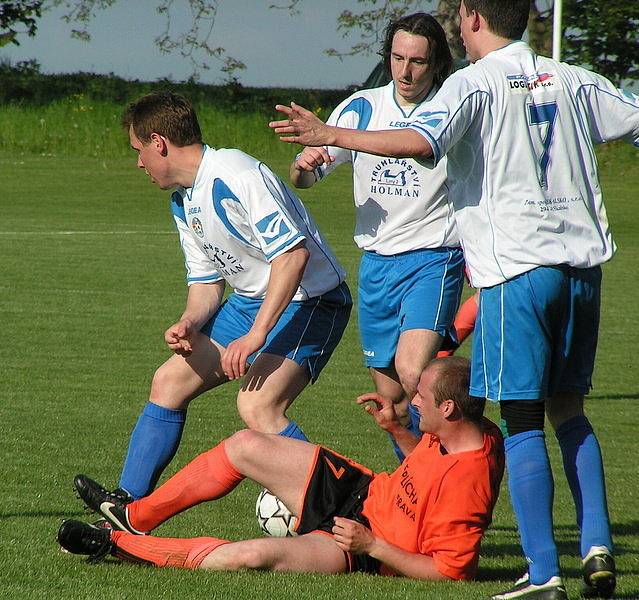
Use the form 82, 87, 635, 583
221, 243, 310, 380
332, 517, 449, 580
270, 102, 433, 159
357, 393, 420, 456
165, 281, 226, 355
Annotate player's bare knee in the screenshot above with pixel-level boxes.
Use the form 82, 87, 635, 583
148, 364, 186, 409
226, 541, 274, 571
237, 397, 282, 432
395, 362, 422, 399
224, 429, 270, 468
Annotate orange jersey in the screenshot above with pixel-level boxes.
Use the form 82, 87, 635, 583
362, 418, 504, 580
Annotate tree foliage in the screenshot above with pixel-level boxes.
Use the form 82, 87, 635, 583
1, 0, 637, 85
0, 1, 43, 47
562, 0, 638, 84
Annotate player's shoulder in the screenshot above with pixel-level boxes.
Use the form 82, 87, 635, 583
209, 147, 260, 172
333, 82, 389, 113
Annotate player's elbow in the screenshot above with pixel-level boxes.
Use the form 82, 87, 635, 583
406, 131, 433, 160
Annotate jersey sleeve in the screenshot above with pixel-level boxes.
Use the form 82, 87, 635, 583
218, 165, 307, 262
316, 93, 374, 179
408, 71, 488, 167
574, 69, 639, 147
170, 192, 223, 286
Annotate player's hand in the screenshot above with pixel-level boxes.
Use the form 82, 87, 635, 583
332, 517, 375, 554
356, 392, 401, 432
269, 102, 333, 146
294, 146, 333, 171
164, 319, 195, 355
221, 329, 267, 380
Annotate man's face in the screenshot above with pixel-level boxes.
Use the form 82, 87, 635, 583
410, 367, 445, 433
128, 126, 171, 189
390, 29, 435, 104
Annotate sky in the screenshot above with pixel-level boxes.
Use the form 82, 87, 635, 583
1, 0, 438, 89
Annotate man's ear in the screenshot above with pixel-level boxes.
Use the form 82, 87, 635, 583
471, 10, 481, 33
149, 132, 168, 156
441, 398, 457, 419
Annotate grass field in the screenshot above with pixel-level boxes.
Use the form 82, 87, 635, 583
0, 131, 638, 599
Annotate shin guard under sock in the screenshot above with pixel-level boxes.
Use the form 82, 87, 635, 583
505, 430, 560, 584
128, 441, 244, 533
555, 415, 612, 556
119, 402, 186, 499
111, 531, 229, 569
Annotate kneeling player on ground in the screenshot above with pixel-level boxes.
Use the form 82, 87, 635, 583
59, 357, 504, 581
89, 92, 351, 503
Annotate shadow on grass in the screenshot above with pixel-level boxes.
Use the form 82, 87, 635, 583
1, 509, 86, 519
488, 521, 639, 537
588, 392, 639, 400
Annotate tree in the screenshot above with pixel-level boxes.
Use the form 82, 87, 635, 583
562, 0, 639, 84
0, 1, 43, 47
1, 0, 637, 85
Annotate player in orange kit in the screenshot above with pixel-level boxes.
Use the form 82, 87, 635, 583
60, 357, 503, 581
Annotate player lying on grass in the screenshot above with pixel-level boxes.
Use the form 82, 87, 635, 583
59, 357, 504, 581
91, 92, 351, 504
289, 12, 464, 462
269, 1, 639, 597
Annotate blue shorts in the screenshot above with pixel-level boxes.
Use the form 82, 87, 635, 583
470, 265, 601, 401
202, 282, 352, 382
358, 247, 464, 368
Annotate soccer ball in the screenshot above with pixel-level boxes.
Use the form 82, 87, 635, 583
255, 488, 298, 537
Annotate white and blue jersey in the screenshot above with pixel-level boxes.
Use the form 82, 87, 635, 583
409, 41, 639, 288
318, 82, 459, 254
171, 146, 346, 299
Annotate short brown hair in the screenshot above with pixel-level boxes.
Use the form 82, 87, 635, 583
429, 356, 485, 424
380, 12, 453, 88
121, 92, 202, 147
462, 0, 529, 40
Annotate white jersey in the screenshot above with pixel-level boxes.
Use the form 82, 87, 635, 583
171, 146, 346, 300
409, 41, 639, 288
318, 82, 458, 255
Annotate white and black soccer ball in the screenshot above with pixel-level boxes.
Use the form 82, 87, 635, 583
255, 488, 298, 537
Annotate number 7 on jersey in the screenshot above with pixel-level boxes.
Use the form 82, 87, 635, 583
527, 101, 558, 189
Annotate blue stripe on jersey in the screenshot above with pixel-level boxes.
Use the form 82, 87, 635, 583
187, 274, 223, 284
212, 178, 259, 249
258, 162, 342, 289
415, 90, 490, 160
265, 232, 305, 260
338, 97, 373, 130
409, 123, 442, 164
255, 210, 291, 244
576, 84, 639, 109
170, 191, 186, 223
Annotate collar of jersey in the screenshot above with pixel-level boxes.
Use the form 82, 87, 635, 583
185, 144, 212, 196
389, 81, 440, 119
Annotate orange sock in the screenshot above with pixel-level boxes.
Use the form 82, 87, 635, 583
128, 441, 244, 533
111, 531, 229, 569
438, 294, 479, 357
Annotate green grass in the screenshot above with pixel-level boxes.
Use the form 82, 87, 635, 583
0, 98, 298, 160
0, 138, 638, 599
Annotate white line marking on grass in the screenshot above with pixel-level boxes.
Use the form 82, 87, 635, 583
0, 231, 175, 235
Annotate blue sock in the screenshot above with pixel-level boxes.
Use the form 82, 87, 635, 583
389, 404, 423, 463
505, 430, 559, 584
118, 402, 186, 499
407, 402, 423, 438
278, 420, 309, 442
389, 433, 406, 463
555, 415, 612, 556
